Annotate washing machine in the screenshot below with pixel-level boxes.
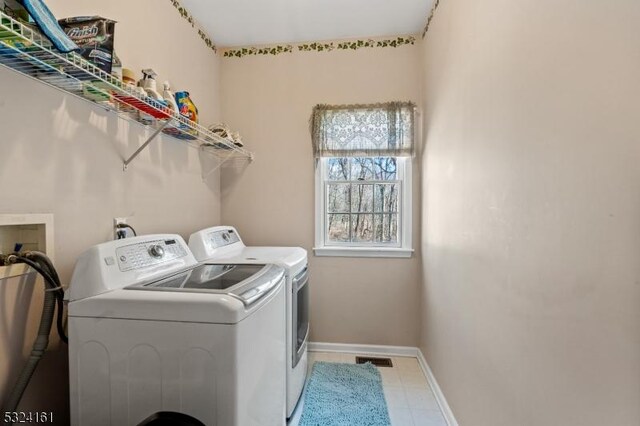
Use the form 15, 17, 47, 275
66, 234, 286, 426
188, 226, 309, 418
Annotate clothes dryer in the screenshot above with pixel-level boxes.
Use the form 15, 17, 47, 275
188, 226, 308, 417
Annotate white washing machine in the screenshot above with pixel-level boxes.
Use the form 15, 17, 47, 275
67, 234, 286, 426
188, 226, 309, 418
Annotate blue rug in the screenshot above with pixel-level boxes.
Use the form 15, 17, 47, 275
299, 362, 391, 426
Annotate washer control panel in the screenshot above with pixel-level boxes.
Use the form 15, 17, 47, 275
208, 229, 240, 249
116, 238, 188, 272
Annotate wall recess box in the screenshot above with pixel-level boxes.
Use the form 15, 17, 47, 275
0, 214, 54, 279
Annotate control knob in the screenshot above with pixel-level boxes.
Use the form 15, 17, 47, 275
148, 244, 165, 258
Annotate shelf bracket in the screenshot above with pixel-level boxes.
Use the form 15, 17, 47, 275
123, 119, 173, 171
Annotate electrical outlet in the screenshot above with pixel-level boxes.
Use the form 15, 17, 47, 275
113, 217, 127, 240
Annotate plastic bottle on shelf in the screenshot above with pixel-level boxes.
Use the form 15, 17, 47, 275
175, 91, 198, 139
135, 79, 155, 125
122, 68, 136, 86
162, 81, 179, 113
140, 69, 162, 100
118, 68, 139, 119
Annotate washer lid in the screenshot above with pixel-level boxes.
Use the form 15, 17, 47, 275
126, 263, 284, 306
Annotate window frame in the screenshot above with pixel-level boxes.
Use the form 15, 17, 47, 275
314, 156, 413, 258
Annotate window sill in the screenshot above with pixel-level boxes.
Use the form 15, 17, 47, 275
313, 246, 414, 258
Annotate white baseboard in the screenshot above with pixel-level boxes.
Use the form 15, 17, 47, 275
417, 349, 459, 426
308, 341, 418, 358
308, 341, 458, 426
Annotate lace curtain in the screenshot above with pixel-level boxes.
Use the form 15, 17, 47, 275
310, 102, 416, 158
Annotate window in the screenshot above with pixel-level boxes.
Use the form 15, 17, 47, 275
311, 102, 415, 258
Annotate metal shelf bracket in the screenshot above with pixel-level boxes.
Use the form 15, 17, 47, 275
123, 119, 173, 171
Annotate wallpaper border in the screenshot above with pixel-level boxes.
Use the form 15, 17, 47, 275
221, 36, 417, 58
170, 0, 217, 53
422, 0, 441, 39
171, 0, 442, 57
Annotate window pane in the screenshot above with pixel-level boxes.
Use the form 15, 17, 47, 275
327, 158, 350, 180
327, 184, 350, 213
321, 157, 405, 248
351, 214, 374, 242
374, 214, 398, 243
350, 158, 374, 181
351, 184, 373, 212
374, 183, 399, 212
327, 214, 350, 242
373, 157, 397, 180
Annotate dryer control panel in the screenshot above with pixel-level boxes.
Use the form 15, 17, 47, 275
208, 228, 240, 249
188, 226, 247, 261
115, 238, 188, 272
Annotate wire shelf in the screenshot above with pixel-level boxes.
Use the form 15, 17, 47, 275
0, 11, 253, 169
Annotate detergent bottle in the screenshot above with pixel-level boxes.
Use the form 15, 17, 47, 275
162, 81, 180, 113
175, 91, 198, 138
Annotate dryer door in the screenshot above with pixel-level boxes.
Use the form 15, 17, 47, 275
292, 266, 309, 368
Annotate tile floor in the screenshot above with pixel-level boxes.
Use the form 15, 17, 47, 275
287, 351, 447, 426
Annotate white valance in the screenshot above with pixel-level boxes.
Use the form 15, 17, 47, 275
310, 102, 416, 158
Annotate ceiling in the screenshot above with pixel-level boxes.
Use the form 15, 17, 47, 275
180, 0, 434, 48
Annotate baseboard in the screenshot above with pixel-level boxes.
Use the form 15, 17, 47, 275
417, 349, 459, 426
308, 341, 418, 358
308, 341, 458, 426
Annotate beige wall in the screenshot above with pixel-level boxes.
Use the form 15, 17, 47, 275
0, 1, 222, 420
220, 45, 422, 346
420, 0, 640, 425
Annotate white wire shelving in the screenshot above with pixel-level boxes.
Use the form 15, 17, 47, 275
0, 11, 253, 171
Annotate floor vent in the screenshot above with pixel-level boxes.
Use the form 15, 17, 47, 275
355, 356, 393, 368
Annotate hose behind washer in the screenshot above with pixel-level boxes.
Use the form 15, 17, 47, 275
24, 252, 67, 344
1, 290, 55, 416
1, 252, 65, 422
